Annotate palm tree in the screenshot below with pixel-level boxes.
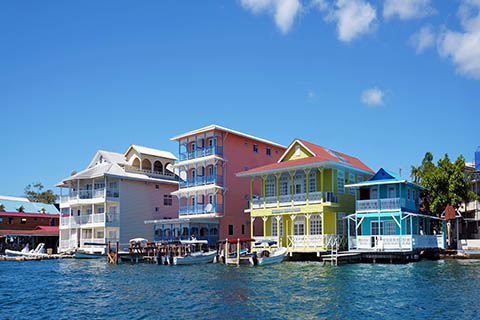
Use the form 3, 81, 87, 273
410, 165, 420, 183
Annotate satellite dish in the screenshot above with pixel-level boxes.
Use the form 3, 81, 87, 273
205, 203, 213, 213
180, 171, 187, 181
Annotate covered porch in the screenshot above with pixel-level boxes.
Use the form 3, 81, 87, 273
145, 218, 219, 246
347, 211, 446, 251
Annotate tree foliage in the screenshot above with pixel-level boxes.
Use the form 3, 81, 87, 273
0, 204, 5, 212
411, 152, 475, 216
24, 183, 57, 204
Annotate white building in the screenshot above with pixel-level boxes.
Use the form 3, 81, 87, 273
56, 145, 179, 253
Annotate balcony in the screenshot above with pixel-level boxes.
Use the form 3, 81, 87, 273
59, 212, 119, 228
356, 198, 409, 212
59, 188, 119, 204
179, 146, 224, 161
351, 234, 444, 250
250, 191, 337, 209
179, 204, 224, 216
179, 175, 223, 188
124, 165, 176, 179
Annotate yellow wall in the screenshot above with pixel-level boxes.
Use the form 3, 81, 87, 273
282, 143, 314, 161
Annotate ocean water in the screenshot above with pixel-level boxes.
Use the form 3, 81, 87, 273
1, 259, 479, 320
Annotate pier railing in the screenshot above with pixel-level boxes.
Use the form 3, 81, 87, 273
351, 234, 444, 250
286, 234, 347, 251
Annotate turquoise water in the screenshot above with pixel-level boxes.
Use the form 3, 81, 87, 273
1, 259, 480, 319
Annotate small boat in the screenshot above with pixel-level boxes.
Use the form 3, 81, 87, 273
5, 243, 48, 257
173, 240, 217, 265
250, 247, 287, 266
74, 250, 105, 259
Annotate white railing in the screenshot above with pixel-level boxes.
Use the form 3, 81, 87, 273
459, 239, 480, 250
464, 200, 480, 212
308, 191, 323, 203
293, 193, 306, 202
59, 213, 117, 228
357, 200, 378, 212
354, 234, 442, 250
380, 198, 400, 210
106, 212, 119, 223
265, 196, 277, 206
278, 195, 291, 204
287, 234, 346, 250
60, 188, 119, 203
124, 165, 175, 178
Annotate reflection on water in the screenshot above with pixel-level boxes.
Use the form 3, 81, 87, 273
1, 259, 480, 319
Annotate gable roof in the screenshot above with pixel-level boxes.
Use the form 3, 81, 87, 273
125, 145, 177, 160
369, 168, 403, 181
345, 167, 425, 189
0, 198, 59, 215
237, 139, 373, 176
170, 124, 286, 149
88, 150, 127, 168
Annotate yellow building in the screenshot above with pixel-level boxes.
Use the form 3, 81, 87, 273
237, 139, 373, 254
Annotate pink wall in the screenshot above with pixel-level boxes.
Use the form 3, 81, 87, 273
221, 131, 285, 239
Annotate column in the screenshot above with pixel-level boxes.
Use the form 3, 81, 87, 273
306, 213, 311, 248
276, 216, 281, 247
276, 173, 280, 207
410, 215, 413, 250
250, 217, 255, 237
306, 168, 309, 204
320, 168, 324, 202
399, 213, 403, 250
348, 216, 351, 250
262, 175, 266, 209
291, 170, 294, 205
262, 216, 268, 239
250, 177, 253, 206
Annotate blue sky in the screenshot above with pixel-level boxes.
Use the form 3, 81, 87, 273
1, 0, 479, 197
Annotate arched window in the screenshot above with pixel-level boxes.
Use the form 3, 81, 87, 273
191, 227, 199, 236
182, 227, 189, 236
155, 229, 162, 237
208, 193, 214, 204
154, 161, 163, 173
207, 165, 214, 176
200, 227, 208, 236
190, 196, 196, 207
265, 176, 276, 197
132, 157, 140, 168
190, 169, 196, 180
142, 159, 152, 171
210, 227, 218, 235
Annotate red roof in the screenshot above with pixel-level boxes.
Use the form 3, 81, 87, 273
0, 212, 59, 219
443, 205, 457, 220
0, 226, 59, 236
238, 139, 373, 175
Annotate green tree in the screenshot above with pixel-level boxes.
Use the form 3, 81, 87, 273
17, 205, 24, 212
24, 183, 57, 204
414, 153, 475, 217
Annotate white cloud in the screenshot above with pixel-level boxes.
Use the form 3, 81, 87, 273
437, 0, 480, 79
383, 0, 435, 20
409, 25, 435, 54
312, 0, 329, 11
361, 87, 384, 106
240, 0, 301, 33
326, 0, 377, 42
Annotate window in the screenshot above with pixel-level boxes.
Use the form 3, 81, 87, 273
349, 173, 355, 195
279, 175, 289, 195
295, 184, 302, 194
155, 184, 160, 189
272, 219, 283, 236
155, 207, 160, 212
371, 187, 378, 199
208, 194, 214, 204
408, 188, 411, 200
50, 219, 55, 226
208, 166, 214, 176
371, 221, 384, 235
245, 141, 248, 147
228, 224, 234, 236
8, 217, 13, 224
413, 190, 416, 202
209, 139, 213, 147
266, 147, 271, 157
385, 221, 396, 235
337, 213, 345, 235
164, 195, 173, 206
242, 224, 245, 235
294, 218, 305, 235
407, 219, 411, 234
265, 176, 275, 197
388, 186, 395, 198
191, 197, 195, 206
96, 207, 104, 214
21, 218, 27, 224
309, 170, 316, 193
253, 143, 258, 153
275, 149, 278, 154
337, 170, 345, 194
295, 145, 300, 156
191, 142, 195, 151
310, 215, 322, 235
86, 208, 92, 215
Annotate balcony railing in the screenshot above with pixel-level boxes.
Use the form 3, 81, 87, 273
59, 213, 119, 228
179, 146, 224, 161
250, 191, 337, 209
124, 165, 175, 179
357, 198, 407, 212
179, 175, 223, 188
60, 188, 119, 203
351, 234, 444, 250
179, 204, 224, 215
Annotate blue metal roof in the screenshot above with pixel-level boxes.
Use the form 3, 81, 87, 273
369, 168, 403, 182
0, 198, 59, 215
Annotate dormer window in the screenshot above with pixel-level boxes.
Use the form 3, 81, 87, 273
295, 145, 300, 156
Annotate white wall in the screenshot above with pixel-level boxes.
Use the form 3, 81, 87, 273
119, 179, 178, 244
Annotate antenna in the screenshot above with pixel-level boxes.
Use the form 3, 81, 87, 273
398, 167, 402, 177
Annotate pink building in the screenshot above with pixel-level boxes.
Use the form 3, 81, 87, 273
151, 125, 285, 244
